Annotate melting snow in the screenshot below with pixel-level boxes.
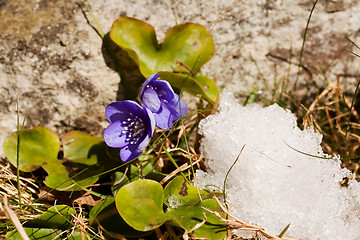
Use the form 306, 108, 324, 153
196, 90, 360, 240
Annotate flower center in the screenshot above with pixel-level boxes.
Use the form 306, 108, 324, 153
122, 116, 145, 145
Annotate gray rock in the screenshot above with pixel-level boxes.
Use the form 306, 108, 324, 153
1, 0, 360, 157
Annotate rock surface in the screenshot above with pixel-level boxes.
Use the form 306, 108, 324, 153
1, 0, 360, 157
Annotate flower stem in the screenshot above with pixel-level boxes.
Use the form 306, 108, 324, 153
82, 1, 136, 100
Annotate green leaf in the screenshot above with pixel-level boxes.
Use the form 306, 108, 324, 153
41, 161, 78, 190
6, 228, 64, 240
58, 131, 118, 191
245, 85, 259, 105
3, 128, 117, 191
164, 176, 209, 208
90, 197, 151, 237
2, 127, 73, 190
3, 127, 60, 172
167, 199, 227, 240
115, 179, 167, 231
159, 71, 219, 104
47, 131, 117, 191
110, 17, 214, 77
24, 205, 75, 229
62, 130, 106, 165
65, 230, 92, 240
5, 229, 87, 240
164, 178, 225, 239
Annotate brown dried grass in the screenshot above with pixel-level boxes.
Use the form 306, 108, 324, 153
301, 77, 360, 179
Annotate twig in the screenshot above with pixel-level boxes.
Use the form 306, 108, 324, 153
203, 196, 299, 240
159, 159, 201, 185
302, 84, 335, 129
1, 195, 30, 240
162, 146, 190, 184
183, 212, 207, 240
165, 223, 181, 240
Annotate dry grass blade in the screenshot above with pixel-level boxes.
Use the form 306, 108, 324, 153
183, 212, 207, 240
159, 162, 188, 185
165, 223, 181, 240
299, 76, 360, 177
302, 84, 335, 129
155, 227, 169, 240
159, 158, 201, 185
202, 196, 300, 240
0, 162, 38, 205
0, 195, 30, 240
70, 204, 101, 239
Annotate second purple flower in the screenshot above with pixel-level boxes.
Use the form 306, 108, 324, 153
140, 74, 188, 129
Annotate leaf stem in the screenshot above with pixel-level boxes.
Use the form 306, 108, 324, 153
81, 1, 135, 99
83, 1, 104, 38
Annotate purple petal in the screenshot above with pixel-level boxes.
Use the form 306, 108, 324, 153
120, 145, 141, 162
105, 101, 143, 123
119, 135, 150, 162
144, 107, 156, 136
166, 94, 181, 110
103, 121, 128, 148
142, 87, 161, 112
156, 98, 188, 129
165, 97, 188, 120
151, 80, 175, 101
154, 106, 172, 129
140, 74, 160, 96
136, 135, 151, 153
176, 98, 188, 117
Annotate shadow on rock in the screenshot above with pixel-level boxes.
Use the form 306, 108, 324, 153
101, 32, 145, 101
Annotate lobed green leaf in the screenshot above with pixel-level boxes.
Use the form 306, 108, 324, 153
110, 17, 214, 77
159, 71, 219, 104
3, 128, 117, 191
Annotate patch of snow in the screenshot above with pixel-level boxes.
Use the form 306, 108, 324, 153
196, 90, 360, 240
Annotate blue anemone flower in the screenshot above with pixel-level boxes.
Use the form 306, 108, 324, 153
140, 74, 188, 129
103, 100, 155, 162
